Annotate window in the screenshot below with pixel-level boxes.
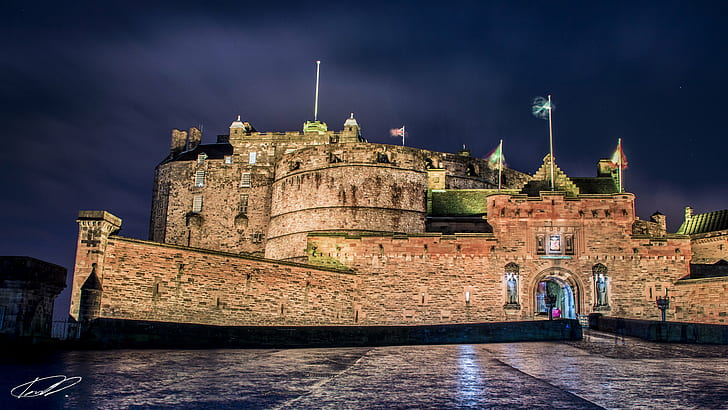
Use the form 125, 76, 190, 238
241, 173, 251, 188
224, 155, 233, 165
194, 170, 205, 187
197, 153, 207, 164
239, 194, 249, 213
249, 152, 257, 164
192, 195, 203, 213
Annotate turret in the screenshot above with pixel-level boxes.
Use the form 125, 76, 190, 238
340, 113, 362, 141
229, 115, 255, 138
69, 211, 122, 322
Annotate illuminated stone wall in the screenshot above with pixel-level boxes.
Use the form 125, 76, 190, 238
150, 120, 530, 261
71, 206, 728, 326
689, 232, 728, 264
88, 236, 359, 325
673, 277, 728, 323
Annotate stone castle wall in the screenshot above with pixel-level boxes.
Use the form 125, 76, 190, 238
673, 277, 728, 323
72, 210, 728, 326
89, 236, 359, 325
689, 231, 728, 264
307, 233, 694, 323
267, 143, 430, 260
150, 120, 532, 260
150, 155, 273, 256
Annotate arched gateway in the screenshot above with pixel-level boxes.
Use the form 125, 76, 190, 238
532, 268, 582, 319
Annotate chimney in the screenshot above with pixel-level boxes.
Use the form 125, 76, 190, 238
170, 129, 188, 156
188, 127, 202, 151
650, 212, 667, 235
597, 159, 614, 177
684, 206, 693, 223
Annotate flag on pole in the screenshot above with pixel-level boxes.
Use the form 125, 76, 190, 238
532, 95, 556, 190
531, 96, 553, 120
389, 126, 405, 137
610, 139, 628, 169
486, 141, 506, 170
390, 126, 406, 145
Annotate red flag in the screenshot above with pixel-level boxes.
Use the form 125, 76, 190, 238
610, 139, 628, 169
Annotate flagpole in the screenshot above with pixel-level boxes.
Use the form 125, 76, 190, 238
498, 139, 503, 191
402, 126, 405, 146
618, 138, 623, 193
314, 60, 321, 121
548, 94, 554, 190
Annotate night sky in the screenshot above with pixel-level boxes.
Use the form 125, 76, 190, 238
2, 1, 727, 317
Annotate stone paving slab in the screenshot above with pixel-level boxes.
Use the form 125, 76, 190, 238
1, 333, 727, 409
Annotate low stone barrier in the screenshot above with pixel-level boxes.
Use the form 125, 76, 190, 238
82, 318, 582, 349
588, 314, 728, 344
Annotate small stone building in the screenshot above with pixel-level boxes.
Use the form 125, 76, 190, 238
0, 256, 66, 340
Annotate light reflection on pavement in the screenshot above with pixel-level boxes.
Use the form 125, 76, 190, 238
1, 330, 727, 409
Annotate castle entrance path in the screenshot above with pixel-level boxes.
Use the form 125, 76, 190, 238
2, 330, 728, 409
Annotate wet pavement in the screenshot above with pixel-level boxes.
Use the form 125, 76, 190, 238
2, 330, 728, 409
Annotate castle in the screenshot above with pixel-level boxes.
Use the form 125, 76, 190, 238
68, 115, 728, 327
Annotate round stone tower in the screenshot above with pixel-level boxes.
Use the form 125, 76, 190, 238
266, 143, 429, 260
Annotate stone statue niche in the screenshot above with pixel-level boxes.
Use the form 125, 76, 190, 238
593, 263, 610, 311
504, 262, 520, 309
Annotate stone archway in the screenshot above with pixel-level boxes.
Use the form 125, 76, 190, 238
532, 268, 583, 319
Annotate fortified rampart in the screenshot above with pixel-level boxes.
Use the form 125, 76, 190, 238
70, 209, 721, 327
71, 225, 359, 325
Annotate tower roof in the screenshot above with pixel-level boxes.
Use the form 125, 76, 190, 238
344, 112, 359, 127
230, 115, 245, 128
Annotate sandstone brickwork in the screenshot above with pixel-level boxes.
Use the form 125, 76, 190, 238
673, 277, 728, 323
149, 115, 530, 261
